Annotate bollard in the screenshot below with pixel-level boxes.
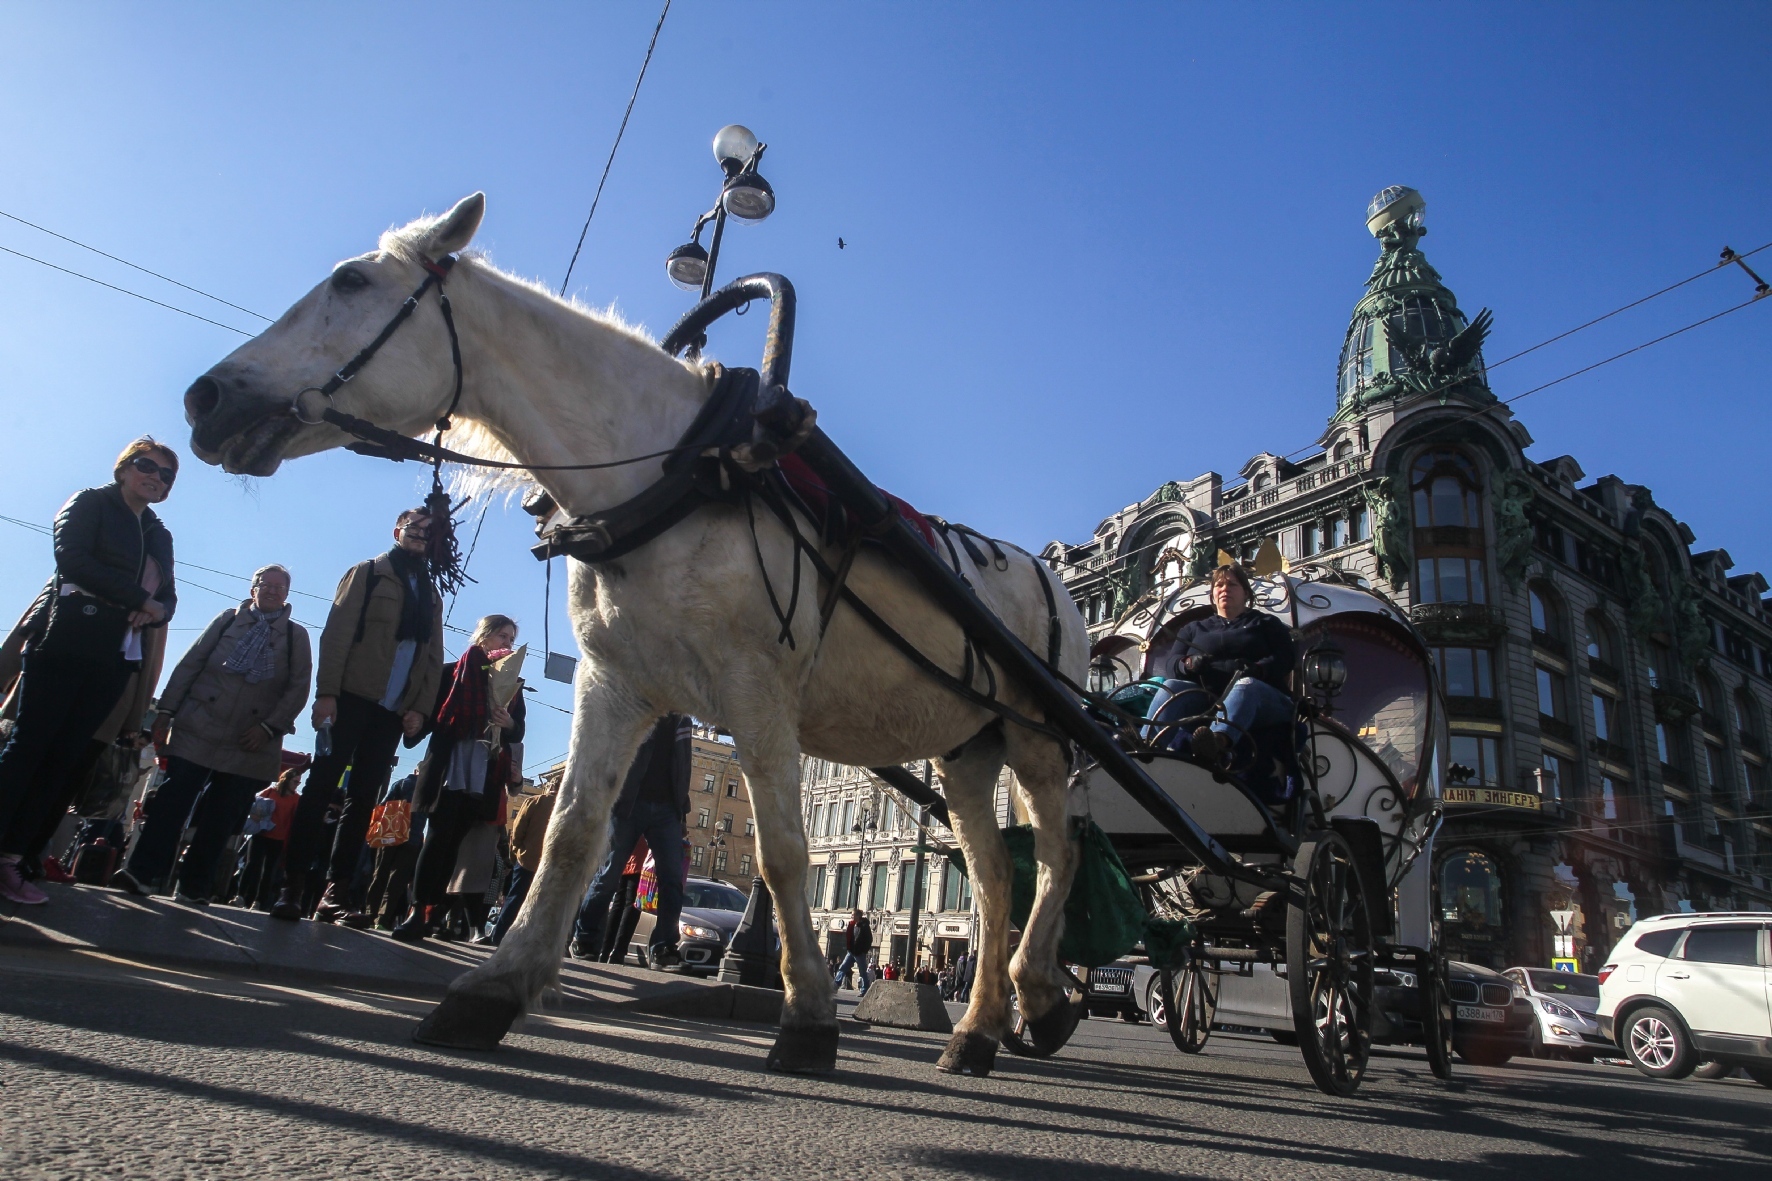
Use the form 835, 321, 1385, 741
718, 876, 780, 989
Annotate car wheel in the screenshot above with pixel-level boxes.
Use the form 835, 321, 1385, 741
1456, 1040, 1514, 1067
1743, 1065, 1772, 1090
1621, 1005, 1698, 1080
1690, 1060, 1733, 1081
1527, 1021, 1549, 1060
1146, 980, 1169, 1028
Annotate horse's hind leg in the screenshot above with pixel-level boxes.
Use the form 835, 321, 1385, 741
932, 723, 1014, 1077
1005, 729, 1081, 1056
725, 704, 837, 1073
413, 680, 654, 1050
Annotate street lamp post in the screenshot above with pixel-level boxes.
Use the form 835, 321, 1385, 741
706, 835, 728, 882
664, 124, 777, 303
903, 762, 933, 977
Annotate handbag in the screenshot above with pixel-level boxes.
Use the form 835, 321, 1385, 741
37, 591, 131, 661
365, 798, 412, 847
636, 850, 660, 912
240, 795, 277, 838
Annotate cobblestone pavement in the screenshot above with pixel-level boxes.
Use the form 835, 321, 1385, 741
2, 949, 1768, 1181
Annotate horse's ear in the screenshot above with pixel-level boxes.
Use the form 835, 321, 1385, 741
421, 193, 485, 258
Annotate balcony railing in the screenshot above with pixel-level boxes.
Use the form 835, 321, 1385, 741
1540, 714, 1577, 743
1216, 455, 1368, 523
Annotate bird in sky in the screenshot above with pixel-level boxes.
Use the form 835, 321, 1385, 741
837, 237, 846, 249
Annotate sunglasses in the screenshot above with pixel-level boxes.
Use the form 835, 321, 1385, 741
129, 455, 177, 484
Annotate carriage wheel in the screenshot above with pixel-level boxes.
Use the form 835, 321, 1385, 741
1158, 954, 1217, 1054
1422, 955, 1454, 1081
1285, 830, 1374, 1097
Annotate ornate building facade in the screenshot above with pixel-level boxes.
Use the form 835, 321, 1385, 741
1044, 187, 1772, 971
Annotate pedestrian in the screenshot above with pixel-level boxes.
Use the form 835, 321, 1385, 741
274, 508, 444, 922
113, 565, 309, 902
362, 770, 419, 929
489, 778, 555, 945
234, 766, 303, 910
586, 837, 648, 963
569, 714, 692, 971
0, 438, 177, 905
832, 908, 874, 993
390, 615, 523, 942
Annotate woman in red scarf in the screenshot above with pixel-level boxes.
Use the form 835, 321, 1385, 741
391, 615, 523, 943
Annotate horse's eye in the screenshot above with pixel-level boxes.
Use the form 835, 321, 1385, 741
331, 267, 370, 293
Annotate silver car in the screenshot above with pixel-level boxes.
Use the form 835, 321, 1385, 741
1504, 967, 1610, 1062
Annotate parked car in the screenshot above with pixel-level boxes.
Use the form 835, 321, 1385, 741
1447, 960, 1535, 1066
1503, 967, 1611, 1061
1597, 912, 1772, 1086
1086, 959, 1154, 1021
625, 877, 755, 976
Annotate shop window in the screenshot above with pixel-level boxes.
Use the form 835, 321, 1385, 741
1434, 647, 1494, 698
1449, 734, 1502, 786
1441, 850, 1504, 927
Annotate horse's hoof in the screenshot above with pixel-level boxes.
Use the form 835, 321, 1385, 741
412, 991, 523, 1051
1005, 998, 1082, 1059
937, 1031, 999, 1077
765, 1022, 839, 1074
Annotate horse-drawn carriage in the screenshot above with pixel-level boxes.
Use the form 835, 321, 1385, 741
184, 191, 1452, 1096
1074, 568, 1452, 1094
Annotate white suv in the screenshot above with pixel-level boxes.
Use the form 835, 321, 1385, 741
1597, 913, 1772, 1086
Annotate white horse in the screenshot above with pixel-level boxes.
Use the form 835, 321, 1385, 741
183, 193, 1088, 1076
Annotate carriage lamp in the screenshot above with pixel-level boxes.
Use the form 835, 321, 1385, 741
665, 239, 710, 290
1304, 641, 1348, 699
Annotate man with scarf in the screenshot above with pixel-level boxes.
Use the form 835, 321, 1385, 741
272, 509, 444, 922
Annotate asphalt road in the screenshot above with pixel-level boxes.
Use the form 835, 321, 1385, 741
2, 950, 1768, 1181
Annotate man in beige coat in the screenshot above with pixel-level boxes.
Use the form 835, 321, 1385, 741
114, 565, 310, 901
275, 508, 444, 922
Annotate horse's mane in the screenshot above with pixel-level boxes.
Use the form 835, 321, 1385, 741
375, 210, 697, 505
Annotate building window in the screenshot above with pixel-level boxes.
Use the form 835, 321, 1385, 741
1301, 522, 1319, 557
1647, 642, 1674, 690
840, 799, 856, 836
1585, 613, 1618, 666
942, 863, 972, 911
1449, 735, 1502, 786
1599, 777, 1619, 820
896, 863, 927, 910
1528, 584, 1563, 642
1352, 505, 1370, 542
744, 816, 756, 836
714, 849, 729, 871
690, 845, 706, 868
720, 812, 734, 833
809, 803, 824, 836
1742, 761, 1765, 804
1338, 317, 1376, 402
807, 865, 829, 908
1416, 557, 1488, 604
869, 863, 889, 909
881, 798, 897, 831
1540, 753, 1571, 802
1252, 472, 1271, 491
696, 807, 711, 830
833, 864, 860, 909
701, 773, 716, 793
738, 854, 752, 876
1412, 450, 1481, 527
1434, 647, 1494, 698
1330, 516, 1350, 549
1333, 440, 1354, 462
1441, 850, 1504, 927
823, 805, 839, 838
1592, 692, 1618, 743
1705, 744, 1729, 796
726, 779, 739, 798
1732, 689, 1762, 748
1536, 666, 1567, 720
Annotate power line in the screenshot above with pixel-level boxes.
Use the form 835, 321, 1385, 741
0, 243, 252, 336
559, 0, 672, 297
0, 208, 273, 322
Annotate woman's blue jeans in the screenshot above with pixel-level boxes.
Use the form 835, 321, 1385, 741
1215, 677, 1294, 739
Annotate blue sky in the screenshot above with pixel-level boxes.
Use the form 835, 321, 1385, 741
2, 2, 1767, 775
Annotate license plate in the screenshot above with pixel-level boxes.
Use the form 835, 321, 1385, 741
1456, 1005, 1506, 1024
1093, 983, 1129, 994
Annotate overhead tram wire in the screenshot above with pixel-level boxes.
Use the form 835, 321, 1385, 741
558, 0, 672, 297
0, 208, 273, 322
0, 244, 253, 336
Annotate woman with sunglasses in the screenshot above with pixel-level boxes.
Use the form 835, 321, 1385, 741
0, 437, 178, 905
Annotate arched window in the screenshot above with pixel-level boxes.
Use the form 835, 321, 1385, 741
1411, 450, 1486, 604
1528, 582, 1563, 643
1733, 688, 1762, 747
1333, 440, 1355, 462
1585, 612, 1618, 668
1252, 472, 1271, 491
1698, 673, 1724, 723
1440, 850, 1504, 929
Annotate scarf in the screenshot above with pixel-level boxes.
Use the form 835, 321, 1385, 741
221, 602, 285, 684
435, 645, 491, 741
385, 547, 434, 643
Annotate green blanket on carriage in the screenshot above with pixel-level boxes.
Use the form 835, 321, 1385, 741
959, 820, 1190, 969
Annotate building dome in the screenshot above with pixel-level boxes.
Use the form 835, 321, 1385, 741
1334, 187, 1493, 420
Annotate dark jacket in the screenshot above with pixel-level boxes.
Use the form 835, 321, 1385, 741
614, 714, 692, 819
846, 915, 873, 954
1173, 610, 1297, 696
51, 485, 176, 620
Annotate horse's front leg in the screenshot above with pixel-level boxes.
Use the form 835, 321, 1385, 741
1005, 731, 1082, 1057
931, 723, 1014, 1077
413, 677, 654, 1050
726, 705, 835, 1072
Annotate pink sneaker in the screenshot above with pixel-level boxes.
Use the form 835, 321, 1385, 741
0, 858, 48, 905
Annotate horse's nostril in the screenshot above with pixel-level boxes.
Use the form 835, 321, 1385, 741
184, 376, 221, 422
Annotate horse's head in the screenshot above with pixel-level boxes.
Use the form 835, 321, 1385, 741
184, 193, 486, 476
